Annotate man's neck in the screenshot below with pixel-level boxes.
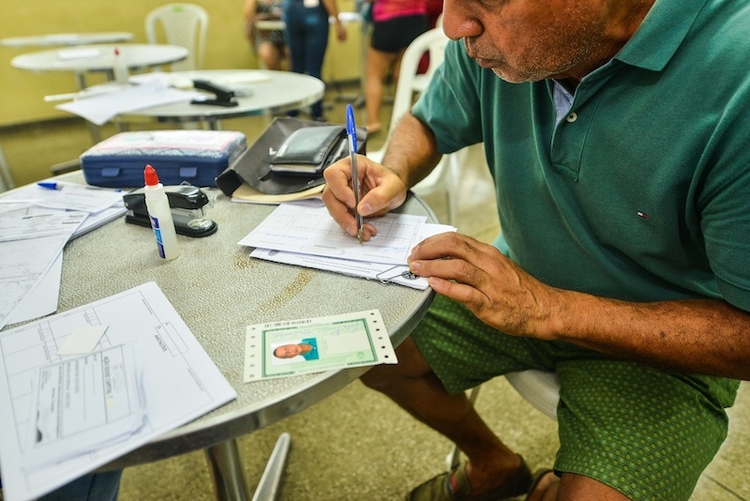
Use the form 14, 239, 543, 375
554, 0, 656, 87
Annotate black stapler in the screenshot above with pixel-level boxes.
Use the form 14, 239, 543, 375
123, 184, 218, 237
190, 79, 239, 107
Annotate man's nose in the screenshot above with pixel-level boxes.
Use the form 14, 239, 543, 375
441, 0, 483, 41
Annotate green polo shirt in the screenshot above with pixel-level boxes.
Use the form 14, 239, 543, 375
413, 0, 750, 311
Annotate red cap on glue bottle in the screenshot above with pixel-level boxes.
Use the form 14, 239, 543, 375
144, 163, 160, 187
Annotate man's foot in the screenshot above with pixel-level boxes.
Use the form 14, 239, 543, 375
408, 456, 532, 501
525, 470, 559, 501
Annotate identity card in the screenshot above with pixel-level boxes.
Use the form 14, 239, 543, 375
244, 309, 397, 381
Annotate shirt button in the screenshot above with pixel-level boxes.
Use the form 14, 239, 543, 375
566, 112, 578, 123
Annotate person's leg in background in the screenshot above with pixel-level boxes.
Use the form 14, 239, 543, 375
299, 6, 330, 120
258, 39, 286, 70
283, 1, 306, 76
365, 45, 401, 133
365, 15, 429, 133
282, 0, 307, 117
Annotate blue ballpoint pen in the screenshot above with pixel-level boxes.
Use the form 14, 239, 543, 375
37, 182, 61, 190
346, 104, 364, 244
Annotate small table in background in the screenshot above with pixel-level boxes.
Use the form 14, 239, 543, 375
11, 43, 189, 143
11, 43, 188, 89
120, 69, 325, 130
1, 32, 134, 48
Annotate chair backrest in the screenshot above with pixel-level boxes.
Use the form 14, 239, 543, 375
505, 370, 561, 419
145, 3, 208, 71
366, 27, 470, 226
390, 27, 449, 135
367, 26, 449, 163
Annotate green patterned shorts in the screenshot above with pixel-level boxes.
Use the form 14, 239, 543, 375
411, 295, 740, 501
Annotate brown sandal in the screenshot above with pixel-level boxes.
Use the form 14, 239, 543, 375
407, 456, 533, 501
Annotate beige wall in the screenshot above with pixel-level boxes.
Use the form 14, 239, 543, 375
0, 0, 360, 127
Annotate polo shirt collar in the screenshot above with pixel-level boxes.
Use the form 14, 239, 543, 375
615, 0, 709, 71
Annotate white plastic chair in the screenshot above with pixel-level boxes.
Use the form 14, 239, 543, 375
145, 3, 208, 71
0, 143, 14, 192
367, 26, 475, 227
367, 27, 449, 164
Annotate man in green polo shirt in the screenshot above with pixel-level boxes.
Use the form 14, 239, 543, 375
322, 0, 750, 499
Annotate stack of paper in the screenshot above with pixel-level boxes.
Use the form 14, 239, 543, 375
0, 282, 236, 501
0, 181, 126, 329
238, 200, 455, 289
230, 180, 325, 205
56, 79, 203, 126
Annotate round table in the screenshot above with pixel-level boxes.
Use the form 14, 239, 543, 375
11, 43, 189, 79
120, 69, 326, 129
1, 32, 134, 48
12, 43, 190, 143
48, 171, 436, 499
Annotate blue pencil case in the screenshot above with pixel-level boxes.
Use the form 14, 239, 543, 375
80, 130, 247, 188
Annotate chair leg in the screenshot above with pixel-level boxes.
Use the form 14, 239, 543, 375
0, 143, 15, 191
204, 433, 291, 501
444, 385, 482, 471
251, 433, 291, 501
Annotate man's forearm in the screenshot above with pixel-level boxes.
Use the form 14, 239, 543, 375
550, 290, 750, 380
382, 113, 443, 189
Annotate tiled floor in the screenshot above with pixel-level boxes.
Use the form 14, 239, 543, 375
0, 91, 747, 500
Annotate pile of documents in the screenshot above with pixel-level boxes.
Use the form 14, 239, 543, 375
0, 282, 236, 501
237, 200, 455, 289
0, 180, 126, 331
55, 74, 203, 126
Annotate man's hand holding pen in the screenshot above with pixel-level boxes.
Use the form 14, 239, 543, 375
325, 105, 409, 242
321, 152, 408, 242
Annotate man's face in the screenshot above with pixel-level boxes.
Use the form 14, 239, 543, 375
274, 344, 304, 358
442, 0, 621, 83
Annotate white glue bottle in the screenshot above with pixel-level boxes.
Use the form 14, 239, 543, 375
113, 47, 129, 85
144, 164, 180, 260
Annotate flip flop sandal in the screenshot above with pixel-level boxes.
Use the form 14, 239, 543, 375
407, 455, 533, 501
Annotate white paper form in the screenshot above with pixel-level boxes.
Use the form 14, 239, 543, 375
0, 195, 126, 326
0, 282, 237, 501
6, 253, 62, 325
129, 71, 272, 95
244, 309, 397, 381
0, 180, 124, 215
238, 201, 427, 265
25, 344, 145, 470
0, 209, 86, 331
0, 207, 86, 242
249, 223, 457, 289
56, 80, 203, 126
